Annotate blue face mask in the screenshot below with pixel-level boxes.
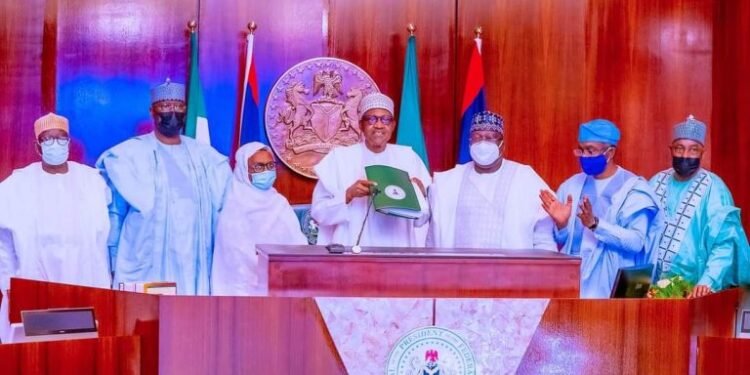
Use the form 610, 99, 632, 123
41, 142, 69, 166
250, 170, 277, 190
579, 154, 608, 176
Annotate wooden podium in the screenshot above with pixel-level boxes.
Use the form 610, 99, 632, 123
6, 279, 747, 374
256, 245, 581, 298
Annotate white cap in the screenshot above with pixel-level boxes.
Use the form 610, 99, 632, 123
358, 93, 394, 118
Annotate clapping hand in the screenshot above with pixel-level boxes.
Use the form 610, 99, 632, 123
540, 190, 573, 229
577, 196, 597, 229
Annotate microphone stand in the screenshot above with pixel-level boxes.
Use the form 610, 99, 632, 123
353, 186, 380, 253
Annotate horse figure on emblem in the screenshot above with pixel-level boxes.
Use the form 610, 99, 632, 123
280, 81, 313, 143
341, 87, 363, 139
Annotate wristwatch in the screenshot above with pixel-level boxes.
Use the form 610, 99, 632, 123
588, 216, 599, 230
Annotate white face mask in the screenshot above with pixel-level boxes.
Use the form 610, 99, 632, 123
470, 140, 502, 166
41, 142, 69, 166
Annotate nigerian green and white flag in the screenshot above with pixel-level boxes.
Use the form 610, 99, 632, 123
396, 34, 429, 170
185, 28, 210, 145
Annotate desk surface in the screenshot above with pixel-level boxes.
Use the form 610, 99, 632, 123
256, 245, 581, 298
257, 244, 577, 261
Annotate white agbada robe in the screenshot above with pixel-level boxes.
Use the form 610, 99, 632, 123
312, 143, 431, 247
0, 162, 111, 342
212, 143, 307, 296
427, 160, 556, 251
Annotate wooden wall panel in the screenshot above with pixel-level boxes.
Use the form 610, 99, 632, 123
518, 299, 694, 373
0, 336, 141, 375
697, 337, 750, 374
0, 1, 45, 181
459, 0, 713, 189
584, 0, 714, 181
158, 296, 346, 374
0, 0, 747, 225
458, 0, 586, 188
517, 290, 740, 373
54, 0, 198, 166
328, 0, 457, 172
198, 0, 327, 204
712, 0, 750, 229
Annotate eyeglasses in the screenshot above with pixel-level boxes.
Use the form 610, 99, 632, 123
573, 146, 611, 157
362, 115, 394, 126
470, 133, 503, 143
38, 137, 70, 146
249, 161, 277, 173
154, 102, 187, 112
670, 145, 703, 157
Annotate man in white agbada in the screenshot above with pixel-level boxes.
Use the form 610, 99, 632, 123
0, 113, 111, 342
97, 79, 231, 295
212, 142, 306, 296
427, 111, 556, 250
311, 92, 431, 247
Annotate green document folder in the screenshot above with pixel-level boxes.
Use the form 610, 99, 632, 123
364, 165, 422, 219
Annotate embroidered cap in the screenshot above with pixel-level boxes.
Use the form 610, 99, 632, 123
34, 112, 69, 138
150, 78, 186, 104
673, 115, 706, 145
470, 111, 504, 134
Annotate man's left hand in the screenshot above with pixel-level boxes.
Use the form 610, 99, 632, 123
688, 284, 712, 298
577, 196, 597, 228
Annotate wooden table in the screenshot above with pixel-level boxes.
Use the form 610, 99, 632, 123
256, 245, 581, 298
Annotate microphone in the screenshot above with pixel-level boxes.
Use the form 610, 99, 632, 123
353, 184, 380, 253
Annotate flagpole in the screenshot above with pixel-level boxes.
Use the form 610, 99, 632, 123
474, 26, 482, 53
235, 21, 258, 151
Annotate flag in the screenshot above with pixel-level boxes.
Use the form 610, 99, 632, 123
185, 28, 210, 145
457, 37, 487, 163
234, 32, 266, 152
396, 34, 430, 170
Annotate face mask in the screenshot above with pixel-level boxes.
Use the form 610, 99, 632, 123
155, 111, 186, 137
579, 153, 609, 176
470, 141, 501, 166
672, 157, 701, 177
250, 170, 277, 190
41, 142, 69, 166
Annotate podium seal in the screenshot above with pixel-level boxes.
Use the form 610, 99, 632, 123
386, 326, 476, 375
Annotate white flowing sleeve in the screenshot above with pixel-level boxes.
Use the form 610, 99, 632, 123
311, 150, 351, 227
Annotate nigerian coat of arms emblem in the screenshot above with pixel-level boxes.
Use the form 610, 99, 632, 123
265, 57, 379, 178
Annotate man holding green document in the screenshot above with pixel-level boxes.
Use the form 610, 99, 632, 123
311, 92, 431, 247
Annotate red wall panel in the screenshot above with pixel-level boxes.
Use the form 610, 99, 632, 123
0, 1, 45, 181
712, 0, 750, 229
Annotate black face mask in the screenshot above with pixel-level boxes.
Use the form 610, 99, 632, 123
672, 157, 701, 177
155, 111, 186, 137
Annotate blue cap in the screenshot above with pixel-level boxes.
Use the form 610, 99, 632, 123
150, 78, 186, 104
578, 119, 621, 146
673, 115, 706, 145
470, 111, 504, 134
